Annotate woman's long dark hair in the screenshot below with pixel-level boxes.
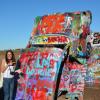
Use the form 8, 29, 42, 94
5, 50, 16, 65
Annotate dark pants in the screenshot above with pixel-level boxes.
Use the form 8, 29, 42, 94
3, 78, 14, 100
13, 79, 18, 100
0, 87, 4, 100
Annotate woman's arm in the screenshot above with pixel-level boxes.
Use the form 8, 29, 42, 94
1, 59, 8, 73
15, 59, 22, 74
15, 69, 22, 73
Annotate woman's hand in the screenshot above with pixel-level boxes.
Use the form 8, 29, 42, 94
1, 59, 8, 73
15, 69, 22, 74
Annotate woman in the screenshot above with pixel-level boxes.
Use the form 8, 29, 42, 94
1, 50, 16, 100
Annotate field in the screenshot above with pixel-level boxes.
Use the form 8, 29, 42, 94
0, 50, 100, 100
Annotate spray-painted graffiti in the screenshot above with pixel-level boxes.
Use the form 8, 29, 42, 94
31, 11, 91, 38
16, 11, 92, 100
87, 32, 100, 47
15, 48, 64, 100
30, 34, 70, 45
84, 32, 100, 85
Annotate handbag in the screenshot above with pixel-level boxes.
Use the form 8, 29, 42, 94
0, 73, 3, 88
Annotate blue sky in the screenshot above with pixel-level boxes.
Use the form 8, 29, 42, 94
0, 0, 100, 50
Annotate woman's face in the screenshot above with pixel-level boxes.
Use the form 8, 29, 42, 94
7, 52, 12, 60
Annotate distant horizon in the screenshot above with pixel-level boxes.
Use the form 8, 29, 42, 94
0, 0, 100, 50
0, 48, 22, 51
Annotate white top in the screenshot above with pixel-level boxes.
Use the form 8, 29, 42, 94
3, 63, 15, 78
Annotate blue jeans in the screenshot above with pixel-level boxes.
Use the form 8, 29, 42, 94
3, 78, 14, 100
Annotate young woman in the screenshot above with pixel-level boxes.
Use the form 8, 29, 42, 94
1, 50, 16, 100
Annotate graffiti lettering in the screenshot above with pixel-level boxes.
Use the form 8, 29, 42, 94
93, 38, 100, 44
26, 68, 51, 77
94, 32, 100, 37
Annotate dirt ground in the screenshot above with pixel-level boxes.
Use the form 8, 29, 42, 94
0, 51, 100, 100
